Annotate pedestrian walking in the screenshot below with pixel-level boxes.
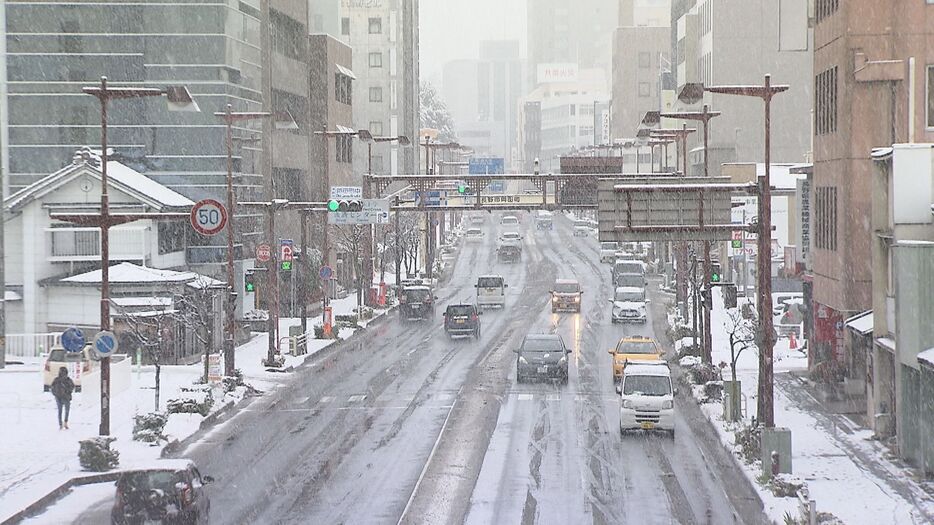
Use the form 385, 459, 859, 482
51, 367, 75, 430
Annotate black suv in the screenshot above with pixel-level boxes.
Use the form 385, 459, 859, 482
111, 460, 213, 524
399, 285, 436, 321
443, 304, 482, 339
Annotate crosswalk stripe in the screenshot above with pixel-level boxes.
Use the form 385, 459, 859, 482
348, 394, 367, 403
319, 396, 334, 404
517, 393, 534, 401
546, 394, 561, 401
295, 396, 310, 404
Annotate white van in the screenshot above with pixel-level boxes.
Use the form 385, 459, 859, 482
619, 361, 675, 436
475, 275, 508, 309
501, 215, 520, 229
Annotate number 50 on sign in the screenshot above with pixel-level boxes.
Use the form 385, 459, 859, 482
190, 199, 228, 236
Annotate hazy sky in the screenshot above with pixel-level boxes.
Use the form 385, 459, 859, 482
419, 0, 527, 88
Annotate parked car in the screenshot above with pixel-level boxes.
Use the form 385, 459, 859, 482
599, 242, 619, 263
608, 335, 664, 385
476, 275, 508, 309
399, 285, 437, 321
550, 279, 583, 313
43, 345, 94, 392
773, 293, 803, 317
609, 286, 648, 323
443, 303, 482, 339
515, 334, 571, 384
618, 361, 675, 436
111, 460, 213, 525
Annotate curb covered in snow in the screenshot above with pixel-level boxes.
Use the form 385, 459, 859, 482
0, 472, 121, 525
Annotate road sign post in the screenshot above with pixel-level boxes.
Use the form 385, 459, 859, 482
256, 243, 272, 263
92, 331, 119, 360
190, 199, 228, 236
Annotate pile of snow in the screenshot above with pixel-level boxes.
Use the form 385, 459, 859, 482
679, 355, 701, 368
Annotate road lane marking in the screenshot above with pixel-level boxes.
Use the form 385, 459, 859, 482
546, 393, 561, 401
517, 393, 534, 401
319, 396, 334, 404
294, 396, 310, 404
348, 394, 367, 403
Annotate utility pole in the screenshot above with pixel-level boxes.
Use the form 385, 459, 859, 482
0, 95, 5, 369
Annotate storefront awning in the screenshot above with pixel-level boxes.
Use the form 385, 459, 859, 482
845, 310, 873, 336
336, 64, 356, 80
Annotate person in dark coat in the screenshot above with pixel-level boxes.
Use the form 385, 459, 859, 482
51, 367, 75, 430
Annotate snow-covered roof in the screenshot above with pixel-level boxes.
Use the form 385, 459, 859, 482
624, 361, 671, 377
877, 337, 896, 352
918, 348, 934, 368
4, 148, 193, 213
844, 310, 873, 335
2, 291, 21, 302
59, 262, 221, 287
753, 163, 810, 190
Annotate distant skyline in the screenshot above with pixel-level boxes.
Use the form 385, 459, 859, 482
419, 0, 527, 88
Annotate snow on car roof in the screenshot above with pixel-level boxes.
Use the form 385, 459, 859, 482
478, 274, 504, 279
555, 278, 579, 284
624, 361, 671, 377
615, 286, 644, 293
404, 285, 431, 290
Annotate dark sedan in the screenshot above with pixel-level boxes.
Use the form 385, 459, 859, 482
515, 334, 571, 384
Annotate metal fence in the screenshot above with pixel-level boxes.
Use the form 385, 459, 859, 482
6, 333, 61, 358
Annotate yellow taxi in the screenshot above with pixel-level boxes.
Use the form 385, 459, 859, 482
608, 335, 664, 384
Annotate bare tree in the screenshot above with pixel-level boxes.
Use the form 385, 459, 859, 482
723, 308, 758, 421
112, 300, 175, 411
170, 276, 221, 383
335, 224, 366, 308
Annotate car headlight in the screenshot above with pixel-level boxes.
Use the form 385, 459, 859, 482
518, 356, 528, 364
573, 296, 580, 302
552, 296, 558, 302
661, 400, 674, 410
558, 355, 567, 364
621, 399, 634, 409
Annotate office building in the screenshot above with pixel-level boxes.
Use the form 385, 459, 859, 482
339, 0, 419, 176
527, 0, 618, 88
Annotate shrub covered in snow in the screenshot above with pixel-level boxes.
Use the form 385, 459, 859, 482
356, 306, 374, 320
132, 412, 168, 444
167, 389, 213, 416
78, 437, 119, 471
689, 363, 722, 385
734, 423, 762, 464
703, 381, 724, 402
679, 355, 701, 368
769, 473, 805, 498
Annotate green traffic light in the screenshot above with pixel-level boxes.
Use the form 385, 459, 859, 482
328, 199, 339, 212
245, 283, 255, 292
711, 273, 721, 283
458, 185, 467, 194
281, 261, 292, 271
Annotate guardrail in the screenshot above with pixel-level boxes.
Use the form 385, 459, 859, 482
6, 333, 60, 358
279, 330, 312, 356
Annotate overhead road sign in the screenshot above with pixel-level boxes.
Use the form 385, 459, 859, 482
598, 177, 752, 242
468, 157, 505, 175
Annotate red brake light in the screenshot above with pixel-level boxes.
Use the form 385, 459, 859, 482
44, 362, 50, 372
178, 484, 192, 506
471, 314, 479, 321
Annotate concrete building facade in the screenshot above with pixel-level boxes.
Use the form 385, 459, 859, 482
672, 0, 812, 177
811, 0, 934, 372
611, 25, 670, 140
442, 41, 524, 170
339, 0, 419, 177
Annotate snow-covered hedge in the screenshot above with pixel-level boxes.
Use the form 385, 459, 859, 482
167, 389, 213, 416
132, 412, 168, 444
78, 437, 119, 472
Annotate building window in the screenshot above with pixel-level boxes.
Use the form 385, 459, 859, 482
341, 17, 350, 35
927, 65, 934, 128
335, 73, 352, 105
569, 104, 576, 116
815, 186, 837, 251
369, 121, 384, 136
371, 154, 384, 172
581, 126, 594, 136
336, 135, 353, 163
815, 66, 838, 135
815, 0, 839, 23
639, 52, 651, 69
369, 87, 383, 103
638, 82, 651, 98
270, 9, 305, 61
368, 17, 382, 34
368, 52, 382, 68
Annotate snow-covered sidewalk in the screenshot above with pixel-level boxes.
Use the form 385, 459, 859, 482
673, 290, 933, 524
0, 295, 392, 523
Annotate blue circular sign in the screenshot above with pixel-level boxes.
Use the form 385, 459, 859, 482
319, 265, 333, 280
93, 331, 118, 359
61, 327, 85, 353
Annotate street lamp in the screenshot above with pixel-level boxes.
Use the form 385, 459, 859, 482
212, 105, 297, 376
365, 135, 410, 294
82, 76, 199, 435
679, 75, 789, 428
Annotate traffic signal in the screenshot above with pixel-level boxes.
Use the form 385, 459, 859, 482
327, 199, 363, 212
244, 271, 256, 293
280, 261, 292, 271
710, 262, 722, 283
457, 183, 468, 194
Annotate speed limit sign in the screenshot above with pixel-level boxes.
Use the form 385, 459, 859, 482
190, 199, 228, 236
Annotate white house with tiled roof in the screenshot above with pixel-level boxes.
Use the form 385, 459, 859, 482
3, 148, 195, 333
